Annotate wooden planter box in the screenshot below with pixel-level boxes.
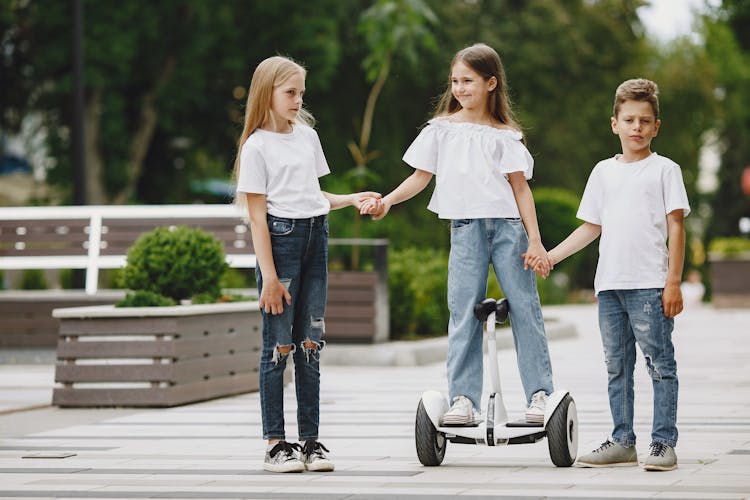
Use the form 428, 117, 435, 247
51, 301, 274, 407
709, 252, 750, 308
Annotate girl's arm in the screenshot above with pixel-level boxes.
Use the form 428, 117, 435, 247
507, 172, 550, 272
323, 191, 382, 211
244, 193, 291, 315
663, 209, 686, 318
369, 169, 433, 220
547, 222, 601, 266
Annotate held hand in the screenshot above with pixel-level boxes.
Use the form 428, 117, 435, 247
521, 241, 551, 276
353, 192, 382, 212
358, 196, 383, 215
259, 278, 292, 315
662, 282, 683, 318
371, 198, 391, 220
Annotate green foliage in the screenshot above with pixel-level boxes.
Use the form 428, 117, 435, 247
116, 290, 177, 307
533, 187, 597, 289
708, 237, 750, 257
20, 269, 48, 290
219, 267, 254, 289
388, 247, 448, 338
191, 292, 254, 304
534, 188, 580, 249
121, 226, 228, 301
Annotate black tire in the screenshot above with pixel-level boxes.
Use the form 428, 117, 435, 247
415, 399, 446, 466
546, 394, 577, 467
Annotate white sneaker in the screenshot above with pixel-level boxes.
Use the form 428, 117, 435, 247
264, 441, 304, 473
525, 390, 548, 423
440, 395, 476, 426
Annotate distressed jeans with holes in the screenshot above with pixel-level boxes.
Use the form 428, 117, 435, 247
447, 218, 554, 410
257, 214, 328, 441
598, 289, 679, 448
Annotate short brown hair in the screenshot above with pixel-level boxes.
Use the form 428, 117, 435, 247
613, 78, 659, 119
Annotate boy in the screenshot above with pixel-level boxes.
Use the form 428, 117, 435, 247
539, 78, 689, 471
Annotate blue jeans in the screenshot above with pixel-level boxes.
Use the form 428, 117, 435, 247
447, 218, 554, 409
598, 289, 678, 448
257, 214, 328, 441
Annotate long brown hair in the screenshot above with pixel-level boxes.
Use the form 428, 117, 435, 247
434, 43, 521, 132
232, 56, 314, 206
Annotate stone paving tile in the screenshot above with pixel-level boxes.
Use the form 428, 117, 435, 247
0, 304, 749, 499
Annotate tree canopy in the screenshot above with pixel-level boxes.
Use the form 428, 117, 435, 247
2, 0, 747, 259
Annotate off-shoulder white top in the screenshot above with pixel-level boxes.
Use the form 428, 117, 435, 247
402, 119, 534, 219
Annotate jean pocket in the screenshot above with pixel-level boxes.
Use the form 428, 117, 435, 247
503, 217, 522, 224
268, 217, 294, 236
451, 219, 473, 229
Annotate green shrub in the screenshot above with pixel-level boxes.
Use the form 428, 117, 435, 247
116, 290, 177, 307
533, 187, 580, 249
120, 226, 228, 303
20, 269, 48, 290
708, 237, 750, 257
534, 187, 596, 290
388, 247, 449, 339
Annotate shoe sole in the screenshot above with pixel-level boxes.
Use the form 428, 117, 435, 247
575, 460, 638, 468
264, 463, 305, 473
306, 463, 335, 472
644, 463, 677, 471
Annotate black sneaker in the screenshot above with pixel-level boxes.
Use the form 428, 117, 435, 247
264, 441, 304, 473
300, 440, 334, 472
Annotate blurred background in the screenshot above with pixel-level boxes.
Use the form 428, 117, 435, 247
1, 0, 749, 336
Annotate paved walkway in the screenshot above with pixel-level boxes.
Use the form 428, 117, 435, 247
0, 303, 748, 499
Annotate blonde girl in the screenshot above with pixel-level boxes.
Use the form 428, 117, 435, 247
234, 56, 379, 473
362, 43, 554, 425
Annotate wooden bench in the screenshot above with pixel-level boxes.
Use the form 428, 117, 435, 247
0, 205, 390, 345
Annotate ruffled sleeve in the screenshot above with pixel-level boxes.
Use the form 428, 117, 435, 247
402, 124, 438, 174
497, 135, 534, 180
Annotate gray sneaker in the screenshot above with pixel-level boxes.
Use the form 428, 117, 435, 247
576, 439, 638, 467
301, 440, 334, 472
644, 442, 677, 471
264, 441, 304, 473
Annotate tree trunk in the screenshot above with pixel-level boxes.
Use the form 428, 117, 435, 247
113, 56, 177, 204
84, 88, 107, 204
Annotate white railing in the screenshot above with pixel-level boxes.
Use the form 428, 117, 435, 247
0, 204, 254, 295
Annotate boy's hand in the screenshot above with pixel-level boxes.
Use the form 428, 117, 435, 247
259, 278, 292, 315
662, 282, 683, 318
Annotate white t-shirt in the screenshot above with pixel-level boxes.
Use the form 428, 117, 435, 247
577, 153, 690, 294
236, 124, 331, 218
402, 119, 534, 219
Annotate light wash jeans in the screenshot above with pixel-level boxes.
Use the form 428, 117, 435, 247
597, 289, 678, 448
257, 214, 328, 441
447, 218, 554, 410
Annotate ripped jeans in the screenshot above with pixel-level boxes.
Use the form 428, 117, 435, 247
598, 289, 678, 448
257, 214, 328, 441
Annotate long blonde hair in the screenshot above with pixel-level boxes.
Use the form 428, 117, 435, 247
232, 56, 314, 209
434, 43, 521, 132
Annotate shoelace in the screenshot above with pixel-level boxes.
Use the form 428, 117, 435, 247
269, 441, 301, 460
594, 440, 615, 454
302, 440, 329, 459
650, 442, 668, 457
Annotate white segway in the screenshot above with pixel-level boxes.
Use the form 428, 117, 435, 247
415, 298, 577, 467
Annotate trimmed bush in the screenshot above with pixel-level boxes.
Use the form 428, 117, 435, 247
20, 269, 48, 290
117, 290, 177, 307
709, 237, 750, 257
388, 247, 449, 339
121, 226, 228, 302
